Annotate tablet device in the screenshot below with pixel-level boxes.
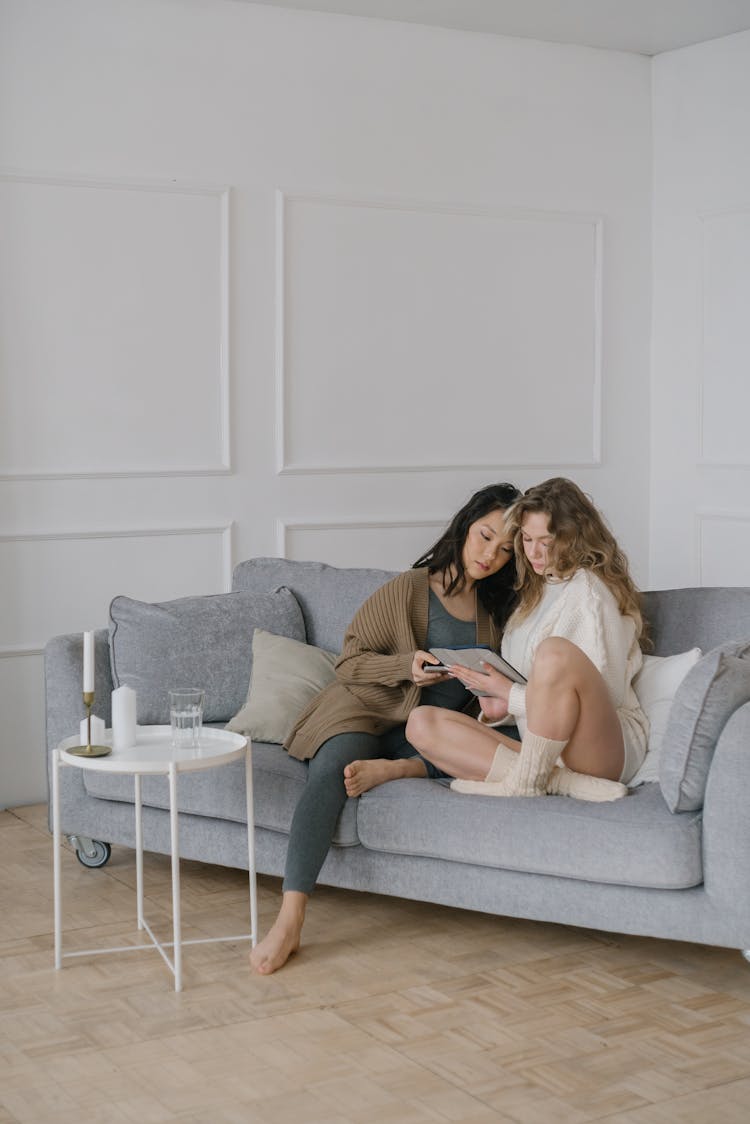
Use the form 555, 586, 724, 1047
428, 646, 527, 687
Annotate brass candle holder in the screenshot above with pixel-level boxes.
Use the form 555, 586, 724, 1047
66, 690, 111, 757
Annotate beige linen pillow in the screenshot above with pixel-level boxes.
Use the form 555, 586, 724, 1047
226, 628, 337, 744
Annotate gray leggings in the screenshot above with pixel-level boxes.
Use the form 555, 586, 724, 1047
283, 728, 418, 894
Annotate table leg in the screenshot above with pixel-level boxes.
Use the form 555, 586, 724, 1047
134, 774, 144, 930
52, 748, 62, 969
169, 763, 182, 992
245, 746, 257, 947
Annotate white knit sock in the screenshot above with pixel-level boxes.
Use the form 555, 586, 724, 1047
450, 733, 566, 798
493, 730, 567, 797
546, 767, 628, 802
449, 742, 516, 794
485, 743, 518, 781
448, 737, 628, 803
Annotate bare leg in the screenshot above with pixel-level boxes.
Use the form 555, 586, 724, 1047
344, 756, 427, 797
406, 706, 519, 779
409, 641, 629, 801
525, 637, 625, 780
483, 637, 625, 796
249, 890, 306, 975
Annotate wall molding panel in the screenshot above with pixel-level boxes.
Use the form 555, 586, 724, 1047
696, 511, 750, 587
0, 171, 231, 480
275, 189, 603, 475
0, 525, 233, 656
278, 517, 449, 571
698, 207, 750, 467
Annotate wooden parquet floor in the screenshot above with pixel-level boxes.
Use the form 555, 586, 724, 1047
2, 806, 750, 1123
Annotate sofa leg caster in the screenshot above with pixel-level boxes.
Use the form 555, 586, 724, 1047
67, 834, 112, 869
742, 950, 750, 965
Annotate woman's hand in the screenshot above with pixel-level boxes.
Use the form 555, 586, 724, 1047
448, 661, 512, 709
412, 651, 450, 686
477, 695, 510, 722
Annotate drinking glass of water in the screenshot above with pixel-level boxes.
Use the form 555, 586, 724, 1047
169, 688, 205, 748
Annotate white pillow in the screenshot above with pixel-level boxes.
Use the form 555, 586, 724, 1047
226, 629, 337, 745
629, 648, 702, 785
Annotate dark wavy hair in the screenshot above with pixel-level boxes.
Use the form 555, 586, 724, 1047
412, 482, 522, 628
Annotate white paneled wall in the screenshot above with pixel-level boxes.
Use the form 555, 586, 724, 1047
0, 175, 229, 478
697, 514, 750, 588
699, 210, 750, 466
651, 31, 750, 588
280, 520, 447, 572
0, 528, 232, 655
279, 192, 602, 472
1, 0, 653, 806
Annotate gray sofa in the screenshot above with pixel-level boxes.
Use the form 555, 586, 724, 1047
44, 557, 750, 956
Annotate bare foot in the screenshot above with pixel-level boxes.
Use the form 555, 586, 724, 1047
250, 892, 306, 975
344, 757, 426, 797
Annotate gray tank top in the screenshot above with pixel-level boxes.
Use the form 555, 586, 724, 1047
421, 589, 476, 711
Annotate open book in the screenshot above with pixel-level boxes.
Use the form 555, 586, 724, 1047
427, 646, 527, 695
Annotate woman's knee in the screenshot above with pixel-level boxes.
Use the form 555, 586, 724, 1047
307, 733, 374, 782
530, 637, 582, 687
405, 706, 443, 751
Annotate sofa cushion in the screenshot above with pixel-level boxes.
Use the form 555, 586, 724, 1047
232, 557, 395, 654
356, 779, 703, 890
629, 648, 702, 785
81, 739, 361, 847
641, 587, 750, 656
108, 588, 305, 725
226, 629, 337, 744
659, 641, 750, 813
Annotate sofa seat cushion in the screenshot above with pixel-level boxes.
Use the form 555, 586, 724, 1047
355, 779, 703, 890
81, 740, 360, 847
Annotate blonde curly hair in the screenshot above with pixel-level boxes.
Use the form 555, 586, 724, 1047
506, 477, 646, 642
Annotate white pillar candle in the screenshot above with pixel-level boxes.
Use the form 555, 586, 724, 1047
80, 715, 106, 746
83, 631, 94, 694
112, 684, 137, 750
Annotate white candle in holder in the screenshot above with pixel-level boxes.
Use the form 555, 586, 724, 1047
80, 715, 106, 746
83, 631, 94, 694
112, 684, 137, 750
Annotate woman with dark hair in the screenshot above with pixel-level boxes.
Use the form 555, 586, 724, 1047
250, 482, 521, 974
406, 477, 649, 803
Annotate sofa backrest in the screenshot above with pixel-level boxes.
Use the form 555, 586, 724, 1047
232, 557, 397, 653
641, 587, 750, 656
233, 559, 750, 658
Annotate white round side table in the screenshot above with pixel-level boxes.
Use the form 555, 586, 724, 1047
52, 725, 256, 992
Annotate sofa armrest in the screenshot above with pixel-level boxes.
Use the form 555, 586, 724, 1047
44, 629, 112, 752
701, 700, 750, 923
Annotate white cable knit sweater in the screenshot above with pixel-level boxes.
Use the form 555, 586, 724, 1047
501, 570, 649, 765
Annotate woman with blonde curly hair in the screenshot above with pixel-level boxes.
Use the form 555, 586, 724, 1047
405, 477, 649, 802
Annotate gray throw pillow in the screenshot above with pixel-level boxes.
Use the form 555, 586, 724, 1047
226, 628, 337, 744
109, 587, 305, 725
659, 640, 750, 812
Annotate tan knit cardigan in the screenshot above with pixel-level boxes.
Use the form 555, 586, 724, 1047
284, 567, 500, 761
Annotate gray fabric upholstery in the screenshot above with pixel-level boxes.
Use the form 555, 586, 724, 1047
659, 641, 750, 812
82, 739, 360, 847
641, 587, 750, 655
357, 779, 702, 890
43, 563, 750, 953
231, 557, 396, 654
108, 587, 305, 724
